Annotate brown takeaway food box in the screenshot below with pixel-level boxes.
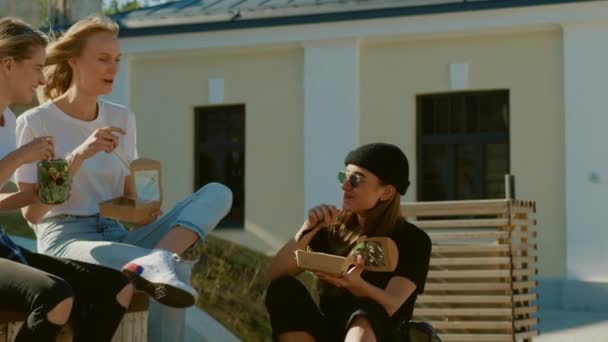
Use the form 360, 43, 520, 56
99, 158, 163, 223
295, 236, 399, 276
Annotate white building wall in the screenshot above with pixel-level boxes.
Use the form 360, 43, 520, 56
302, 39, 360, 213
563, 21, 608, 282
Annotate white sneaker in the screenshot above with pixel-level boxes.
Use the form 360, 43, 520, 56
122, 249, 198, 308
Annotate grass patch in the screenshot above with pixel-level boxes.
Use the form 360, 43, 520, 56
0, 211, 35, 238
0, 212, 317, 341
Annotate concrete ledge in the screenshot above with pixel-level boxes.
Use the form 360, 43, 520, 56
563, 279, 608, 311
535, 277, 608, 311
536, 277, 564, 310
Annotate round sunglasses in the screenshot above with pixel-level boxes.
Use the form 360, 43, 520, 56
337, 170, 364, 188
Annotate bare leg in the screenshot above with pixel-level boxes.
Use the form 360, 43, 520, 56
344, 316, 377, 342
115, 284, 135, 309
46, 297, 73, 325
277, 331, 316, 342
155, 226, 199, 254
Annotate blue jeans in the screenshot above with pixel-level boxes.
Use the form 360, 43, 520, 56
34, 183, 233, 342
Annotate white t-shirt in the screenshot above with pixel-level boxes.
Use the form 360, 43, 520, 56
15, 99, 138, 218
0, 108, 16, 188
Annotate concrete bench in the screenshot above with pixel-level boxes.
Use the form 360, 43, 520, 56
0, 291, 149, 342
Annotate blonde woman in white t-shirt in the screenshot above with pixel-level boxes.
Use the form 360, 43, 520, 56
15, 16, 233, 342
0, 17, 137, 342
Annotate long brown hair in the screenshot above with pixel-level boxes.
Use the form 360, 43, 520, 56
43, 16, 119, 100
328, 189, 402, 256
0, 17, 47, 61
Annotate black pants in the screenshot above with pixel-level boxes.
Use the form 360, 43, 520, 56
265, 276, 401, 342
0, 248, 129, 342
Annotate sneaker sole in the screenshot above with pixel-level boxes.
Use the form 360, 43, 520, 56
122, 269, 196, 308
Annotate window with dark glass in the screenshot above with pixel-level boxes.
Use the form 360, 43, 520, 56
194, 105, 245, 228
417, 90, 509, 201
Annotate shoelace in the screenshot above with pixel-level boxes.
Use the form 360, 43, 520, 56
172, 253, 182, 262
158, 250, 183, 268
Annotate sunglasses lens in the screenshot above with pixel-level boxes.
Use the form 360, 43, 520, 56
349, 175, 359, 188
338, 171, 346, 184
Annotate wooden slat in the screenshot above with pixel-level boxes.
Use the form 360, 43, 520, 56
512, 281, 537, 290
438, 333, 513, 341
414, 308, 512, 317
6, 322, 20, 342
512, 269, 537, 277
511, 243, 537, 252
510, 219, 537, 227
0, 323, 6, 342
430, 321, 513, 330
514, 318, 539, 329
111, 317, 124, 342
134, 311, 147, 342
511, 207, 536, 215
512, 256, 537, 265
514, 306, 538, 315
425, 282, 512, 291
510, 230, 537, 239
412, 219, 509, 229
432, 244, 510, 253
417, 295, 512, 304
428, 270, 511, 279
125, 312, 135, 342
429, 231, 509, 241
402, 199, 510, 214
430, 257, 510, 266
515, 330, 539, 339
404, 207, 510, 217
514, 294, 538, 302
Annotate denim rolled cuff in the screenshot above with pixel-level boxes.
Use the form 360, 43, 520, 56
171, 219, 207, 243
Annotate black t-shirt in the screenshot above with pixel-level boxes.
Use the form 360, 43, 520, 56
309, 218, 431, 323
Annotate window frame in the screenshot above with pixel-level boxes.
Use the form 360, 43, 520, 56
416, 90, 510, 201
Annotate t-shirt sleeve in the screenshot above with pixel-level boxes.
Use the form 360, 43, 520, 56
14, 117, 38, 184
394, 223, 432, 294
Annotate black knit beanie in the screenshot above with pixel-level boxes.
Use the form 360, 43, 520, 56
344, 143, 410, 195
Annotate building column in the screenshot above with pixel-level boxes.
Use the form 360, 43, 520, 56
302, 39, 360, 213
562, 20, 608, 309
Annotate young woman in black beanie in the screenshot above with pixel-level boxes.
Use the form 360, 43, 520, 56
265, 143, 432, 342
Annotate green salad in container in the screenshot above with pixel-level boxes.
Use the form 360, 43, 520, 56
37, 159, 70, 204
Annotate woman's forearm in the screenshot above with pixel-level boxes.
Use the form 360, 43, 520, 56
67, 150, 86, 176
0, 151, 24, 186
266, 223, 323, 280
0, 191, 38, 211
18, 182, 52, 224
266, 239, 302, 280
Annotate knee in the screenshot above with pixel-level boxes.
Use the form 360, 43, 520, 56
116, 283, 135, 309
40, 278, 73, 325
47, 296, 73, 326
202, 182, 233, 212
265, 276, 299, 310
346, 316, 377, 342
